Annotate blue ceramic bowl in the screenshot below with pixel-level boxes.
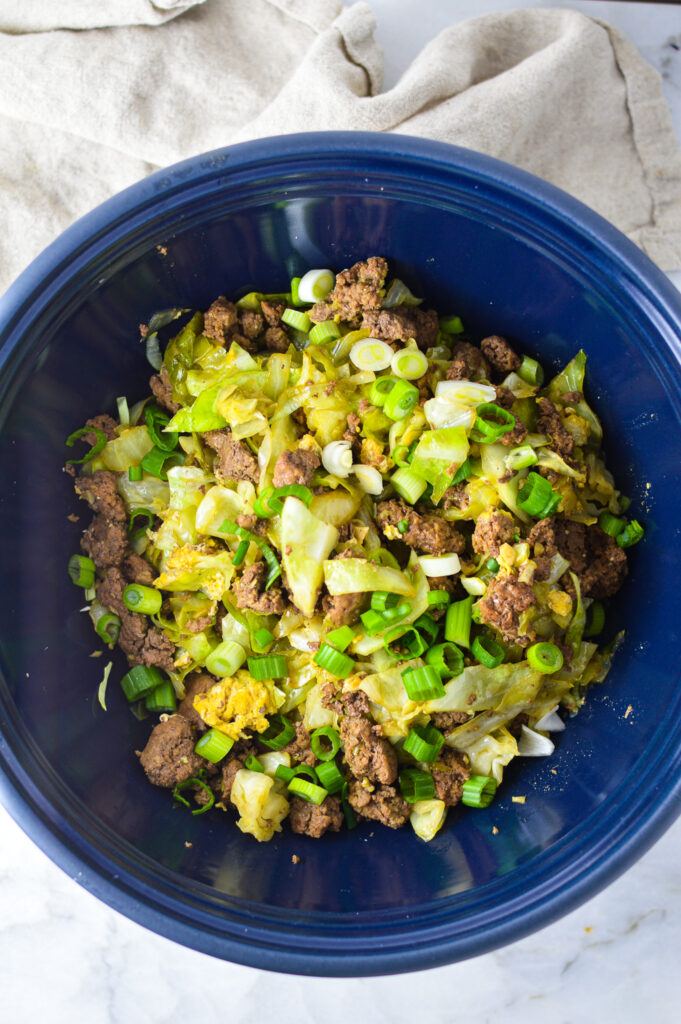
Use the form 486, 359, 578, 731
0, 133, 680, 976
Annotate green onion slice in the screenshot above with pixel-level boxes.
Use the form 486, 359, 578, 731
260, 713, 296, 750
65, 425, 107, 465
526, 641, 564, 674
288, 777, 329, 805
247, 654, 288, 680
245, 754, 265, 772
313, 643, 355, 679
145, 405, 178, 452
461, 774, 497, 808
584, 600, 605, 638
220, 519, 281, 588
384, 379, 420, 421
195, 728, 235, 763
391, 466, 428, 504
598, 511, 626, 537
254, 484, 313, 518
120, 665, 164, 702
145, 680, 178, 713
140, 446, 186, 481
517, 472, 562, 518
205, 639, 247, 677
315, 758, 345, 795
325, 625, 355, 652
128, 465, 143, 482
275, 764, 318, 785
371, 590, 399, 612
399, 768, 436, 803
397, 517, 409, 533
370, 376, 398, 407
504, 445, 538, 472
403, 724, 445, 763
617, 520, 644, 548
384, 626, 425, 660
232, 539, 249, 567
401, 665, 446, 701
290, 277, 302, 306
309, 321, 341, 345
122, 583, 162, 615
391, 349, 429, 380
95, 613, 121, 645
341, 780, 358, 829
517, 355, 544, 387
427, 589, 451, 609
414, 612, 439, 644
128, 508, 154, 541
252, 627, 275, 652
425, 642, 464, 679
470, 403, 516, 444
471, 634, 505, 668
68, 553, 95, 588
439, 315, 464, 335
450, 457, 472, 486
310, 726, 341, 762
486, 558, 500, 573
445, 596, 473, 649
281, 308, 312, 333
173, 776, 215, 816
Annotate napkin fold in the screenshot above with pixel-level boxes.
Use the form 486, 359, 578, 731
0, 0, 679, 295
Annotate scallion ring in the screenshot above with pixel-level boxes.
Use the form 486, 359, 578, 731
310, 726, 341, 762
122, 584, 162, 615
403, 725, 445, 764
128, 508, 154, 541
526, 641, 564, 674
67, 553, 95, 588
471, 634, 505, 669
95, 613, 121, 645
195, 728, 235, 764
260, 714, 296, 750
384, 379, 420, 421
470, 403, 516, 444
313, 643, 355, 679
399, 768, 436, 803
369, 376, 398, 407
349, 338, 394, 372
425, 642, 464, 679
65, 425, 107, 465
391, 348, 429, 380
461, 774, 497, 808
145, 405, 178, 452
401, 665, 446, 701
173, 776, 215, 816
297, 268, 335, 303
247, 654, 288, 680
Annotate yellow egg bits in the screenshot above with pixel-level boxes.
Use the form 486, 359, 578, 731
193, 670, 279, 741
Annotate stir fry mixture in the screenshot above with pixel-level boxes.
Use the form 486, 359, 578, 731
65, 257, 644, 842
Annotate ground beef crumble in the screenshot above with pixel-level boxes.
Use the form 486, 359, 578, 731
289, 796, 344, 838
376, 498, 465, 556
347, 781, 410, 829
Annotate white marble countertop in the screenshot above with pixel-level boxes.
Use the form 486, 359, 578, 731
1, 2, 680, 1020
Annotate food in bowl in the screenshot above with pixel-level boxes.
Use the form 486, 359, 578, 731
65, 256, 644, 842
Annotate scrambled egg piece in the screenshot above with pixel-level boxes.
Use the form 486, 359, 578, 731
360, 437, 392, 474
193, 670, 277, 740
153, 544, 234, 599
547, 588, 573, 618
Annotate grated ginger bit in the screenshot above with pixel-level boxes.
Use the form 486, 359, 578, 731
547, 589, 573, 617
624, 705, 633, 719
492, 826, 499, 835
512, 795, 526, 804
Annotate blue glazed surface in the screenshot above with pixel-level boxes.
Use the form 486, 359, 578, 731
0, 133, 680, 976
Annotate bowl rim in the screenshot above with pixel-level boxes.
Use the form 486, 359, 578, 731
1, 131, 681, 976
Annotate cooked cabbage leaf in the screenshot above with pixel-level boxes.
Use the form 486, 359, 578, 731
281, 497, 339, 617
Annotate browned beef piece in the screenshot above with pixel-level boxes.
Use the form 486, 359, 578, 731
178, 672, 214, 730
289, 795, 344, 838
533, 555, 552, 581
536, 397, 575, 459
272, 448, 320, 488
441, 483, 470, 511
81, 515, 128, 569
321, 588, 367, 628
376, 498, 465, 556
446, 341, 489, 382
149, 366, 181, 414
343, 412, 362, 458
494, 386, 515, 409
480, 335, 521, 374
340, 716, 398, 785
321, 683, 371, 718
561, 390, 583, 406
121, 552, 156, 586
260, 300, 285, 327
499, 416, 528, 447
472, 509, 516, 557
265, 326, 290, 351
140, 628, 176, 673
281, 721, 316, 767
309, 256, 387, 325
203, 429, 259, 484
361, 307, 439, 350
117, 610, 150, 663
96, 566, 129, 617
347, 781, 410, 829
429, 711, 471, 732
507, 712, 530, 739
220, 741, 258, 803
580, 526, 628, 598
138, 716, 204, 788
431, 748, 470, 806
234, 561, 286, 615
74, 470, 126, 522
478, 575, 536, 645
203, 296, 239, 343
83, 414, 117, 444
238, 309, 264, 341
528, 517, 588, 573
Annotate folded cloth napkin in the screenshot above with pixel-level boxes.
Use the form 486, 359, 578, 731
0, 0, 679, 296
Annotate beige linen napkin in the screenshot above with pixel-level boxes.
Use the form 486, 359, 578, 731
0, 0, 679, 297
